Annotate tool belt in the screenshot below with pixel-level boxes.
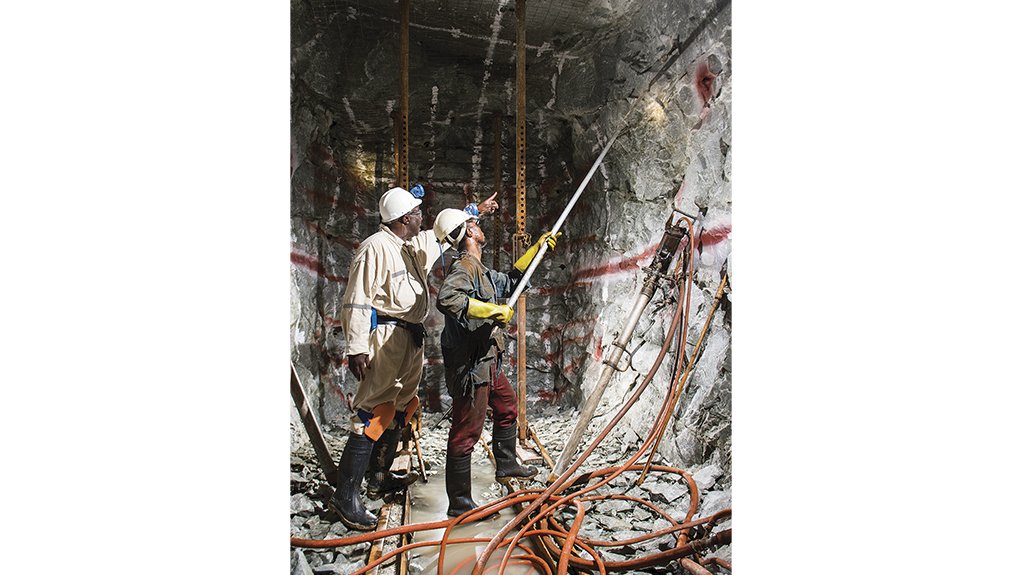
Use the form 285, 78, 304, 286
376, 313, 425, 348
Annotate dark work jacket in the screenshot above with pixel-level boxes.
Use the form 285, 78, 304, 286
436, 252, 525, 397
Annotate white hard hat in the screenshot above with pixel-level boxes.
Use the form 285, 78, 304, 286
433, 208, 476, 248
379, 187, 422, 223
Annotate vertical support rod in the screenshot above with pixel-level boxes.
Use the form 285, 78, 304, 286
514, 0, 528, 441
399, 0, 410, 190
492, 113, 503, 271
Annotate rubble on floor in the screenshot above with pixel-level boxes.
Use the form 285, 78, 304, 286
291, 405, 730, 572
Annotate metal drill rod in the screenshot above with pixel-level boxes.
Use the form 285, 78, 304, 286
551, 214, 688, 478
550, 288, 653, 477
504, 128, 622, 307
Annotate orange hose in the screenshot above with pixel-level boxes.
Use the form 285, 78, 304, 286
482, 273, 729, 574
488, 283, 691, 573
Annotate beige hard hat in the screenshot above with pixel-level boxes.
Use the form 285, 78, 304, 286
379, 187, 422, 223
433, 208, 476, 248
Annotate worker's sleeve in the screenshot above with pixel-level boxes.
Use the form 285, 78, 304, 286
436, 264, 474, 329
414, 229, 442, 270
339, 247, 383, 356
488, 268, 529, 300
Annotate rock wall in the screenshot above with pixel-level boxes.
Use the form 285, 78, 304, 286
525, 0, 733, 480
290, 0, 731, 485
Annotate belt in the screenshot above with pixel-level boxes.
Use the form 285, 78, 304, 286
376, 313, 425, 348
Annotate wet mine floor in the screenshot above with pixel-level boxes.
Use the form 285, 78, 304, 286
406, 457, 539, 575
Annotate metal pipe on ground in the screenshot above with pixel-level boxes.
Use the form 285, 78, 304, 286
681, 558, 714, 575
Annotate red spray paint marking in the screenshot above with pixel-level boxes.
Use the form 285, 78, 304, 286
538, 317, 598, 342
533, 224, 731, 295
309, 142, 336, 167
533, 280, 596, 297
699, 225, 731, 249
291, 251, 349, 286
561, 354, 589, 376
537, 387, 569, 402
304, 220, 361, 251
568, 242, 661, 282
558, 331, 596, 347
696, 60, 716, 106
539, 350, 560, 365
299, 224, 729, 307
291, 251, 325, 276
302, 188, 369, 219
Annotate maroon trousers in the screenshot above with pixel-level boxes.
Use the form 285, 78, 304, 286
447, 365, 519, 458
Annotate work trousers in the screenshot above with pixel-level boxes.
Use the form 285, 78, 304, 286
351, 324, 422, 424
447, 364, 519, 458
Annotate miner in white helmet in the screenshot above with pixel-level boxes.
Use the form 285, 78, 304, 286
433, 207, 559, 518
333, 186, 496, 531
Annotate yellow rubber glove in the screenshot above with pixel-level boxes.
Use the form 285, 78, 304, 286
514, 231, 561, 272
466, 298, 514, 323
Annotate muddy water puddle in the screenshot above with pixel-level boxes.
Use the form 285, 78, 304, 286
406, 457, 540, 575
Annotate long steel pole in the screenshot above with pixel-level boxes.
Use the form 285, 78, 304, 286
505, 128, 621, 307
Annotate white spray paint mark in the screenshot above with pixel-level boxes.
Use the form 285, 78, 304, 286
340, 6, 572, 54
427, 85, 439, 180
341, 97, 371, 133
537, 109, 547, 180
336, 98, 372, 226
470, 0, 511, 189
503, 79, 514, 114
545, 52, 570, 110
411, 180, 486, 189
385, 99, 397, 168
592, 125, 610, 182
328, 183, 342, 225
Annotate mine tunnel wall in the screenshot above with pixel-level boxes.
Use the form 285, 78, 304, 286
290, 0, 731, 482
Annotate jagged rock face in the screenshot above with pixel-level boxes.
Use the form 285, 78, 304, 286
291, 0, 731, 480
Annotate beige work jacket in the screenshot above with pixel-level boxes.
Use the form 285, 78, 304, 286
339, 225, 441, 356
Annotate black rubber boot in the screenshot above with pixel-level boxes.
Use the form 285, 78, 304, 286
445, 453, 480, 517
492, 422, 538, 480
365, 427, 420, 500
328, 432, 378, 531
